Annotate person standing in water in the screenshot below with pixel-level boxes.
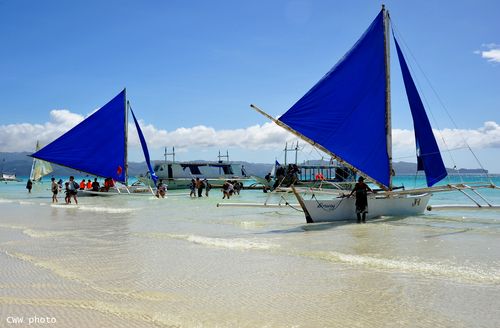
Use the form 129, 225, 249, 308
51, 177, 58, 203
349, 176, 373, 223
195, 177, 204, 197
67, 176, 78, 204
203, 178, 211, 197
189, 179, 196, 198
26, 179, 33, 193
156, 179, 167, 198
64, 182, 71, 204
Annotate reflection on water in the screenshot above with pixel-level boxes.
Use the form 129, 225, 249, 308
0, 177, 499, 327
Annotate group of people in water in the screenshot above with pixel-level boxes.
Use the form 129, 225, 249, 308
32, 171, 372, 222
221, 180, 243, 199
48, 176, 80, 204
186, 178, 243, 199
189, 177, 211, 197
43, 176, 116, 204
35, 174, 246, 203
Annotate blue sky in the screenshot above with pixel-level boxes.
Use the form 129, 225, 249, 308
1, 0, 499, 172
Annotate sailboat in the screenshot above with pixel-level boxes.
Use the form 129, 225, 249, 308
250, 6, 498, 223
0, 173, 20, 182
0, 158, 21, 182
31, 89, 158, 196
29, 141, 53, 182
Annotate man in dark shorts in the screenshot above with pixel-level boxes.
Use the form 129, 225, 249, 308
349, 176, 373, 223
51, 177, 58, 203
67, 176, 78, 205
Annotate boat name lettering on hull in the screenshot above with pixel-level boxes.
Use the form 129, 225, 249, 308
317, 203, 338, 211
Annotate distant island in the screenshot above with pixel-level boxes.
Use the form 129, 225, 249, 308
0, 152, 490, 178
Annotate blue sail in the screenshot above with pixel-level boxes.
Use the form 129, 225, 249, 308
32, 90, 127, 183
278, 11, 390, 187
393, 37, 447, 186
130, 107, 158, 186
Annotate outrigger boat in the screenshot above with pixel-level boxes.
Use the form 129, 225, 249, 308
223, 6, 499, 222
31, 89, 158, 196
139, 148, 253, 190
0, 158, 21, 182
0, 173, 21, 182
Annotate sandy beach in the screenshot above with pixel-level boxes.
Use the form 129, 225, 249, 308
0, 176, 499, 327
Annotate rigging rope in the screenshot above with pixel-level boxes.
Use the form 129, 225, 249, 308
279, 195, 303, 212
390, 18, 491, 183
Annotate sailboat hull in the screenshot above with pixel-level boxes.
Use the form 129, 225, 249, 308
0, 173, 21, 182
301, 193, 431, 223
77, 185, 155, 197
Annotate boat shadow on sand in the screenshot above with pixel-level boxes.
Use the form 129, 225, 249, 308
261, 215, 412, 235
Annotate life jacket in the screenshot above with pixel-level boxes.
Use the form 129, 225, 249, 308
87, 181, 92, 189
80, 181, 86, 189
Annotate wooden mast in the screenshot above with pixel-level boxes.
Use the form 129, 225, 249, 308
124, 88, 128, 186
29, 141, 39, 180
382, 4, 393, 190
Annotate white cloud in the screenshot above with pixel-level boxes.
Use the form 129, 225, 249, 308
482, 49, 500, 62
128, 121, 294, 151
476, 43, 500, 63
1, 111, 500, 163
392, 121, 500, 156
0, 110, 84, 151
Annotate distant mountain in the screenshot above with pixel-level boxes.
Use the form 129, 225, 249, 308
0, 152, 33, 175
391, 161, 488, 175
0, 152, 489, 178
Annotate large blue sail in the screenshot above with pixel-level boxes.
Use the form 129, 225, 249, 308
278, 11, 390, 187
130, 106, 158, 187
32, 90, 127, 183
393, 37, 447, 186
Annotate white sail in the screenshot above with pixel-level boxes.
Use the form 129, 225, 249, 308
30, 141, 53, 182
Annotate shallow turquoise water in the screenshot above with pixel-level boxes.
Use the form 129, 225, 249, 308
0, 175, 499, 327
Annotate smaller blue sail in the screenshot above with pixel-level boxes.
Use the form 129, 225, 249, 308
130, 107, 158, 187
31, 90, 127, 182
394, 37, 447, 186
